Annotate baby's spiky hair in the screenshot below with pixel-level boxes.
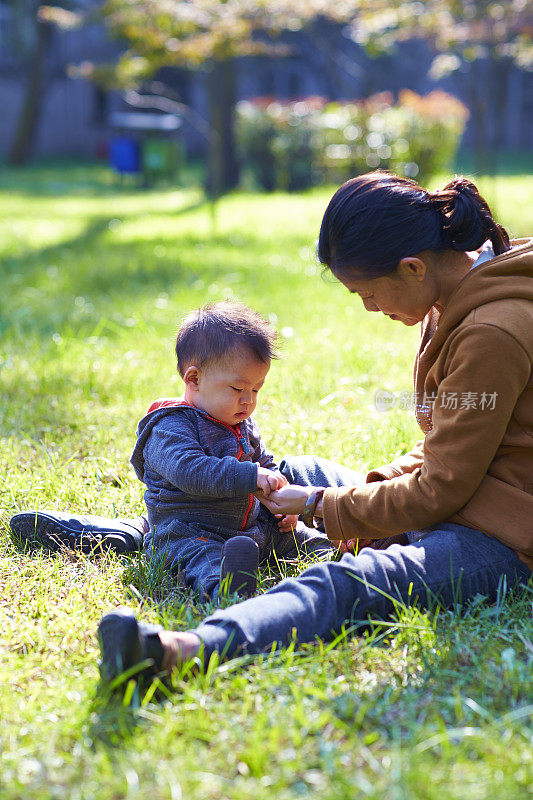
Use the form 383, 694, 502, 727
175, 301, 278, 376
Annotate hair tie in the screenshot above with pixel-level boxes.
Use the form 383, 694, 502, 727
427, 193, 445, 209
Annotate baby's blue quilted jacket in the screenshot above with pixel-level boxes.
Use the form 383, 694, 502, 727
130, 400, 277, 548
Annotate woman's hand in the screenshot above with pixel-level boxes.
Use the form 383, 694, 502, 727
257, 484, 315, 516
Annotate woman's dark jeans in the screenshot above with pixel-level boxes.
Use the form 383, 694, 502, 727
194, 455, 531, 659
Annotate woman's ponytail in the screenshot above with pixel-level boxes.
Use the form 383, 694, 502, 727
429, 177, 510, 256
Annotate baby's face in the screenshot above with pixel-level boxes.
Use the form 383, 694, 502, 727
192, 348, 270, 427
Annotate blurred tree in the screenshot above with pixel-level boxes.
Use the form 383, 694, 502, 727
350, 1, 533, 171
40, 1, 532, 185
42, 1, 363, 196
8, 0, 53, 164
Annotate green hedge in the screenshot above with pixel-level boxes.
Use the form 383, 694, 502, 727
236, 90, 469, 190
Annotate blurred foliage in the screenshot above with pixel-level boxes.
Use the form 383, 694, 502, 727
237, 90, 468, 191
349, 1, 533, 173
40, 1, 532, 190
351, 1, 533, 69
42, 0, 532, 69
40, 1, 365, 195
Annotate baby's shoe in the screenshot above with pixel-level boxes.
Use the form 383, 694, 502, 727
220, 536, 260, 598
9, 511, 148, 554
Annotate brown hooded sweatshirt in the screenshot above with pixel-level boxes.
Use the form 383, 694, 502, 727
322, 239, 533, 570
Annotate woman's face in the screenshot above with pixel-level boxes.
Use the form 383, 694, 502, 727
337, 260, 437, 326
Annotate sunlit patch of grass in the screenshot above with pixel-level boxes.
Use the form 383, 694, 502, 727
1, 163, 532, 799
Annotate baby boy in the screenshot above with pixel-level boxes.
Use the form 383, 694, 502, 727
130, 300, 332, 600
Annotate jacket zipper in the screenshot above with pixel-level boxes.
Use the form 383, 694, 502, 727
233, 422, 254, 529
240, 493, 255, 531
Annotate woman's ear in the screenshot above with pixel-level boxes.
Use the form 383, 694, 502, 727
183, 365, 201, 391
397, 256, 427, 282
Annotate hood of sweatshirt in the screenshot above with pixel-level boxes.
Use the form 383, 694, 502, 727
421, 238, 533, 362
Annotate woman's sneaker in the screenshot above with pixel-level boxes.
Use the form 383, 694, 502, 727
9, 511, 148, 554
97, 607, 165, 682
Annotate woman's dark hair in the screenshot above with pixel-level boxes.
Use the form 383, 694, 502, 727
175, 301, 278, 376
317, 171, 510, 280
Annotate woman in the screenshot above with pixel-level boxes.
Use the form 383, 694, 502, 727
45, 172, 533, 675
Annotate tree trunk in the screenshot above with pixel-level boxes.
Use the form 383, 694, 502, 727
490, 53, 512, 175
467, 58, 491, 176
467, 54, 511, 177
206, 59, 239, 197
8, 17, 51, 165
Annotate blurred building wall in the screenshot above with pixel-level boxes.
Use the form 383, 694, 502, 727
0, 2, 531, 162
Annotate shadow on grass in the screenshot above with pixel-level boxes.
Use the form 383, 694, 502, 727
1, 205, 305, 340
88, 687, 145, 747
0, 160, 206, 197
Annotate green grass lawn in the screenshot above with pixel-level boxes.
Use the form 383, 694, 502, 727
1, 163, 532, 799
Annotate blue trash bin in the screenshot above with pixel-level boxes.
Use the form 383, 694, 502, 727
109, 138, 140, 174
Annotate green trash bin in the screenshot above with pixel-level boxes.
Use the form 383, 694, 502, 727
142, 139, 181, 183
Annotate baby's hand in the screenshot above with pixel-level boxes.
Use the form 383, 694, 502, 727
276, 513, 299, 533
256, 467, 284, 497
